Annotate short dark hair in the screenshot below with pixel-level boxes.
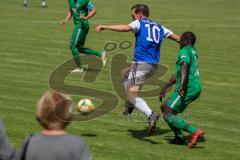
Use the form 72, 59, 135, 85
131, 4, 149, 17
181, 31, 196, 46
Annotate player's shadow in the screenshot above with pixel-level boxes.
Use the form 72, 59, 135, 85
81, 133, 98, 137
164, 136, 187, 146
127, 128, 171, 144
164, 135, 205, 148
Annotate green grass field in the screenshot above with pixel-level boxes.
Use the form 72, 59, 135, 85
1, 0, 240, 159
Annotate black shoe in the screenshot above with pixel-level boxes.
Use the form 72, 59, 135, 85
170, 136, 185, 145
147, 112, 159, 135
123, 101, 134, 115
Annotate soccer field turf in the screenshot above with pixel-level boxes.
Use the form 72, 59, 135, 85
0, 0, 240, 159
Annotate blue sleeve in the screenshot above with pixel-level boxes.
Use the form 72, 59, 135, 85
87, 2, 95, 10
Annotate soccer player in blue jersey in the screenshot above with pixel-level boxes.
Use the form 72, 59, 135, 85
96, 4, 180, 134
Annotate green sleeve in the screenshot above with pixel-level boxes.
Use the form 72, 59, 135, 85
76, 0, 90, 8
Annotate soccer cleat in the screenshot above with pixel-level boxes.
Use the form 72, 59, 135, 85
170, 136, 185, 145
101, 51, 107, 66
188, 128, 204, 148
71, 68, 84, 73
123, 101, 135, 115
147, 112, 159, 135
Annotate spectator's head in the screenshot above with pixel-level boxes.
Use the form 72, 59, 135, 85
179, 31, 196, 49
36, 91, 73, 130
131, 4, 149, 20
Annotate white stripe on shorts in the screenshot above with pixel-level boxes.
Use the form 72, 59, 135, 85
169, 95, 181, 109
74, 28, 81, 46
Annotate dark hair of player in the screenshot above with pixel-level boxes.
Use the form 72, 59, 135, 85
131, 4, 150, 17
180, 31, 196, 46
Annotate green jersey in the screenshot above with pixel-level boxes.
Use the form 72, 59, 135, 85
68, 0, 95, 25
175, 45, 201, 90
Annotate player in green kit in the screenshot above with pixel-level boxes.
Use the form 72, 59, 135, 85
160, 31, 204, 148
61, 0, 106, 72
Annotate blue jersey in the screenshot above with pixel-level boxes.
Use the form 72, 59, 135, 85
129, 19, 172, 64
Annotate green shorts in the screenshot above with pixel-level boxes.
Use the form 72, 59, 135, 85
70, 21, 89, 47
167, 85, 201, 113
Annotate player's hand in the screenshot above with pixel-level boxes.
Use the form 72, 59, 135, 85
95, 25, 104, 32
159, 83, 172, 102
60, 19, 68, 26
80, 14, 87, 20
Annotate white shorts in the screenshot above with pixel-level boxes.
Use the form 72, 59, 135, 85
123, 61, 157, 86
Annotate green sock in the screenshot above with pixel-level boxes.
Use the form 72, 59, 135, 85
167, 113, 197, 134
71, 47, 81, 68
183, 124, 197, 134
167, 121, 184, 138
79, 47, 102, 58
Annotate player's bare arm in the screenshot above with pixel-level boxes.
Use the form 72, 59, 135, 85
168, 33, 180, 42
160, 74, 176, 101
95, 25, 132, 32
179, 62, 190, 97
60, 10, 72, 26
80, 8, 97, 20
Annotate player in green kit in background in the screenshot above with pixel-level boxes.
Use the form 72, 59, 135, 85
160, 31, 204, 148
61, 0, 106, 72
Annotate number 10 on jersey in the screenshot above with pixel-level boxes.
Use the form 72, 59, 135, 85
145, 24, 161, 43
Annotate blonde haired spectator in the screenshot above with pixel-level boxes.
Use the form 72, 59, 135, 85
19, 90, 92, 160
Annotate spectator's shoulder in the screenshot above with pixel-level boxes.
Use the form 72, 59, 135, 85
66, 134, 87, 146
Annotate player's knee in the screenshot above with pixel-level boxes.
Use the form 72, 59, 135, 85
162, 112, 168, 121
128, 96, 137, 105
161, 103, 166, 113
162, 106, 173, 122
128, 96, 134, 104
163, 112, 173, 123
127, 90, 139, 103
